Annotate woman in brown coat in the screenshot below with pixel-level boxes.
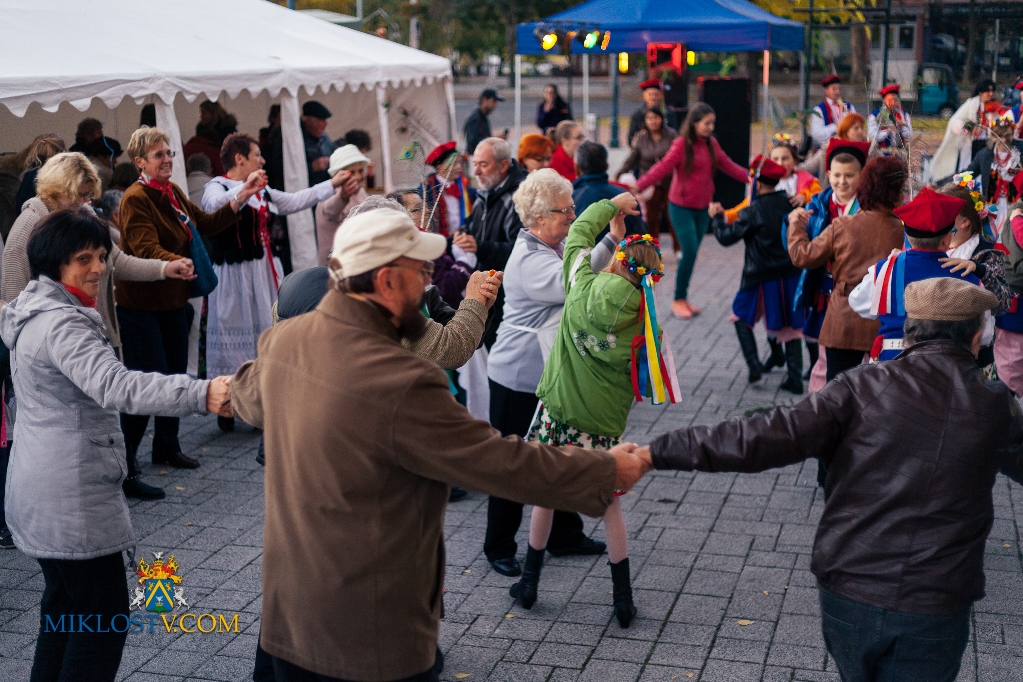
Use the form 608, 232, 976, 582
787, 157, 908, 384
117, 126, 262, 472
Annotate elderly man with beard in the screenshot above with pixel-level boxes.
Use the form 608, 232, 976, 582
230, 208, 650, 682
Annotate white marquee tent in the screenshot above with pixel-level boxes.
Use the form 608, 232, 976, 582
0, 0, 456, 269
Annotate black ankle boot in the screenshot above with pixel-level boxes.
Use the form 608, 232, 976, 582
123, 444, 165, 500
734, 322, 764, 383
804, 340, 819, 381
509, 545, 544, 609
609, 558, 637, 628
764, 336, 786, 372
779, 340, 804, 394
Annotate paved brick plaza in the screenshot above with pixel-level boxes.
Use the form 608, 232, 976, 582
1, 241, 1022, 681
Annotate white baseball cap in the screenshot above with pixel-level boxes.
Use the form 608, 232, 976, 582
328, 144, 371, 177
330, 209, 446, 278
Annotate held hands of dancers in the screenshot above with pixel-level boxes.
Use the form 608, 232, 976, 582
330, 169, 352, 189
465, 270, 503, 309
165, 258, 197, 281
206, 376, 233, 418
452, 231, 477, 253
234, 170, 267, 206
609, 442, 653, 492
611, 192, 641, 217
788, 207, 812, 231
707, 202, 724, 218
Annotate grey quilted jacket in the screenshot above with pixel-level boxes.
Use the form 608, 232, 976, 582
0, 277, 209, 559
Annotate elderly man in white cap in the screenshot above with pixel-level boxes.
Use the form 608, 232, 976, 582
230, 208, 651, 682
638, 277, 1023, 682
315, 144, 371, 266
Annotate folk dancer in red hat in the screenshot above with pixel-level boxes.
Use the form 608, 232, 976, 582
936, 114, 1023, 241
785, 139, 870, 389
994, 202, 1023, 396
868, 85, 913, 152
709, 156, 806, 393
931, 79, 1008, 181
627, 79, 678, 146
849, 187, 994, 362
811, 75, 857, 146
418, 141, 476, 237
1012, 80, 1023, 139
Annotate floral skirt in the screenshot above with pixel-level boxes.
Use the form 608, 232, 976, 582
527, 404, 625, 496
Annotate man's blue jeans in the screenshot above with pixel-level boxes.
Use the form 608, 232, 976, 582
819, 589, 970, 682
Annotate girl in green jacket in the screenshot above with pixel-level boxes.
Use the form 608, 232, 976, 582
508, 193, 664, 628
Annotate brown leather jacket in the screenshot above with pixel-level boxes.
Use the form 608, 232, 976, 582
788, 209, 904, 351
650, 340, 1023, 615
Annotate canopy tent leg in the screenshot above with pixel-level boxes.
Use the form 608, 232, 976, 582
153, 97, 187, 190
445, 77, 457, 143
582, 54, 590, 134
762, 50, 770, 155
515, 54, 522, 148
280, 92, 317, 271
610, 58, 620, 148
376, 85, 394, 194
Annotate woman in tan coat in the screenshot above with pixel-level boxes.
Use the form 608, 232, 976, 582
787, 156, 908, 384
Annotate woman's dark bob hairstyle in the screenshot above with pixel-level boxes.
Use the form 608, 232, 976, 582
28, 208, 112, 281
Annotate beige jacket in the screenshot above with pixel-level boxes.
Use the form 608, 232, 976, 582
230, 291, 616, 681
2, 197, 167, 351
314, 187, 367, 266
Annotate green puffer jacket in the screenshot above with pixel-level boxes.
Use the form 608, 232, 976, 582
536, 199, 644, 437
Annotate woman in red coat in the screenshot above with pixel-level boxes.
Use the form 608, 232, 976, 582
633, 103, 749, 318
549, 120, 585, 182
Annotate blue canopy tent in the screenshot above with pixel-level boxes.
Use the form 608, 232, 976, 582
512, 0, 804, 146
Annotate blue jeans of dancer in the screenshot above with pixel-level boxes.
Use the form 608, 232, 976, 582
667, 203, 710, 301
818, 589, 969, 682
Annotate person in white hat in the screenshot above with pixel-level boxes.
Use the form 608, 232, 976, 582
228, 207, 651, 682
315, 144, 371, 266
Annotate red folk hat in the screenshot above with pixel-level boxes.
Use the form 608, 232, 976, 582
825, 139, 870, 171
894, 187, 966, 238
638, 78, 662, 91
749, 155, 787, 182
425, 141, 458, 167
820, 74, 842, 87
879, 84, 901, 97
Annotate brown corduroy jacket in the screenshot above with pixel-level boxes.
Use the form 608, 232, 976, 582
788, 209, 905, 351
230, 291, 617, 681
115, 182, 237, 311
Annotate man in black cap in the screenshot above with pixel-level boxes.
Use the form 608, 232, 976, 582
463, 89, 505, 155
302, 100, 337, 185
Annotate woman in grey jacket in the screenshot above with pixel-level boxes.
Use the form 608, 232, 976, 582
0, 210, 231, 682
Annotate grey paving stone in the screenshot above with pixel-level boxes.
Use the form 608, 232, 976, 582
488, 662, 552, 682
530, 642, 592, 668
699, 659, 764, 682
578, 659, 642, 682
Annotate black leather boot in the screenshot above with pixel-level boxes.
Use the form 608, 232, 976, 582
508, 545, 544, 609
217, 415, 235, 432
123, 443, 166, 500
779, 340, 804, 394
764, 336, 786, 372
734, 321, 764, 383
804, 340, 819, 381
609, 558, 637, 628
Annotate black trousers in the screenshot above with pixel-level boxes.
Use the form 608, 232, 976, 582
825, 347, 865, 382
31, 552, 129, 682
117, 306, 191, 458
269, 649, 442, 682
484, 380, 585, 561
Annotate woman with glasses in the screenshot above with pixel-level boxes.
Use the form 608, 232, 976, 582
1, 152, 199, 501
117, 126, 262, 473
549, 121, 586, 182
202, 133, 351, 431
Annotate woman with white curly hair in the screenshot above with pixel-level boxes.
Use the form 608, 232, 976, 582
483, 169, 622, 576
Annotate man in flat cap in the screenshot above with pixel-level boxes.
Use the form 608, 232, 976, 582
301, 100, 337, 185
849, 187, 993, 361
637, 276, 1023, 682
229, 208, 651, 682
811, 74, 856, 146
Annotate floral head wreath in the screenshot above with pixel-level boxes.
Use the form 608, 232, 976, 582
771, 132, 794, 148
952, 172, 994, 218
995, 110, 1017, 127
615, 233, 665, 282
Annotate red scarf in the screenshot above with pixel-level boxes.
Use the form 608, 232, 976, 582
140, 176, 183, 212
64, 284, 97, 308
